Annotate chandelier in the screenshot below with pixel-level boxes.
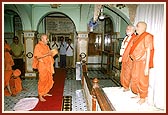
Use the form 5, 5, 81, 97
116, 4, 126, 9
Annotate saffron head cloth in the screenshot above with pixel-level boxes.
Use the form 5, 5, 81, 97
13, 69, 21, 77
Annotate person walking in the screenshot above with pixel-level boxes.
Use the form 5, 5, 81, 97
32, 34, 58, 102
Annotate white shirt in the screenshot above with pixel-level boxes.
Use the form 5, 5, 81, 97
50, 41, 59, 50
119, 35, 132, 62
66, 43, 74, 56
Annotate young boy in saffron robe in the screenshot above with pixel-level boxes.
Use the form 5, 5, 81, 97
4, 69, 22, 96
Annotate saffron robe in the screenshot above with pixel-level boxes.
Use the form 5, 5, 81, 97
129, 32, 154, 98
4, 70, 22, 96
32, 41, 54, 96
4, 43, 14, 70
120, 34, 136, 89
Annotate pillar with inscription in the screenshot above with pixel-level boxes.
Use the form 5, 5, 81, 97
76, 32, 88, 81
23, 31, 37, 78
77, 32, 89, 62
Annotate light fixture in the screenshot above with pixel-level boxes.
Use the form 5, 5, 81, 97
116, 4, 126, 9
99, 7, 105, 20
50, 4, 61, 8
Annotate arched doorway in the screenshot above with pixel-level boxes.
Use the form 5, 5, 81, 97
36, 12, 77, 68
4, 10, 23, 45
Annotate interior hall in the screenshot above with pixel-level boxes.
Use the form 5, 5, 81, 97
2, 3, 166, 113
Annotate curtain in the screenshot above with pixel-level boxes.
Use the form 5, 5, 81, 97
134, 4, 165, 110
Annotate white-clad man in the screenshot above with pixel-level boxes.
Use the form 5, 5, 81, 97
50, 36, 60, 68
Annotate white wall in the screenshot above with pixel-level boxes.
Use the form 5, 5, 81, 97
134, 4, 166, 110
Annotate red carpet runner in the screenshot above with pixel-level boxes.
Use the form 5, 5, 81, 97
32, 68, 66, 111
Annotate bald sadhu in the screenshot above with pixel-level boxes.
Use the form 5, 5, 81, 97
119, 25, 136, 92
129, 21, 154, 104
32, 34, 58, 102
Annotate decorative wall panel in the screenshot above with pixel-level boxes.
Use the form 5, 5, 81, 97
46, 17, 74, 34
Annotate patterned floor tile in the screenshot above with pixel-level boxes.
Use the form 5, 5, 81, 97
3, 68, 119, 112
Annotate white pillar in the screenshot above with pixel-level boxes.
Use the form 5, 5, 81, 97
23, 31, 37, 78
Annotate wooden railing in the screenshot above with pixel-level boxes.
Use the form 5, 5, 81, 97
81, 61, 116, 111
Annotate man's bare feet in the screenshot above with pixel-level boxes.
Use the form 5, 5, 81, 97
137, 98, 146, 105
11, 94, 16, 97
43, 93, 52, 97
131, 94, 140, 98
39, 95, 46, 102
22, 88, 27, 91
123, 88, 130, 92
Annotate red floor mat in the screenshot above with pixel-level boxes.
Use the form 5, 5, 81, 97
31, 68, 66, 111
